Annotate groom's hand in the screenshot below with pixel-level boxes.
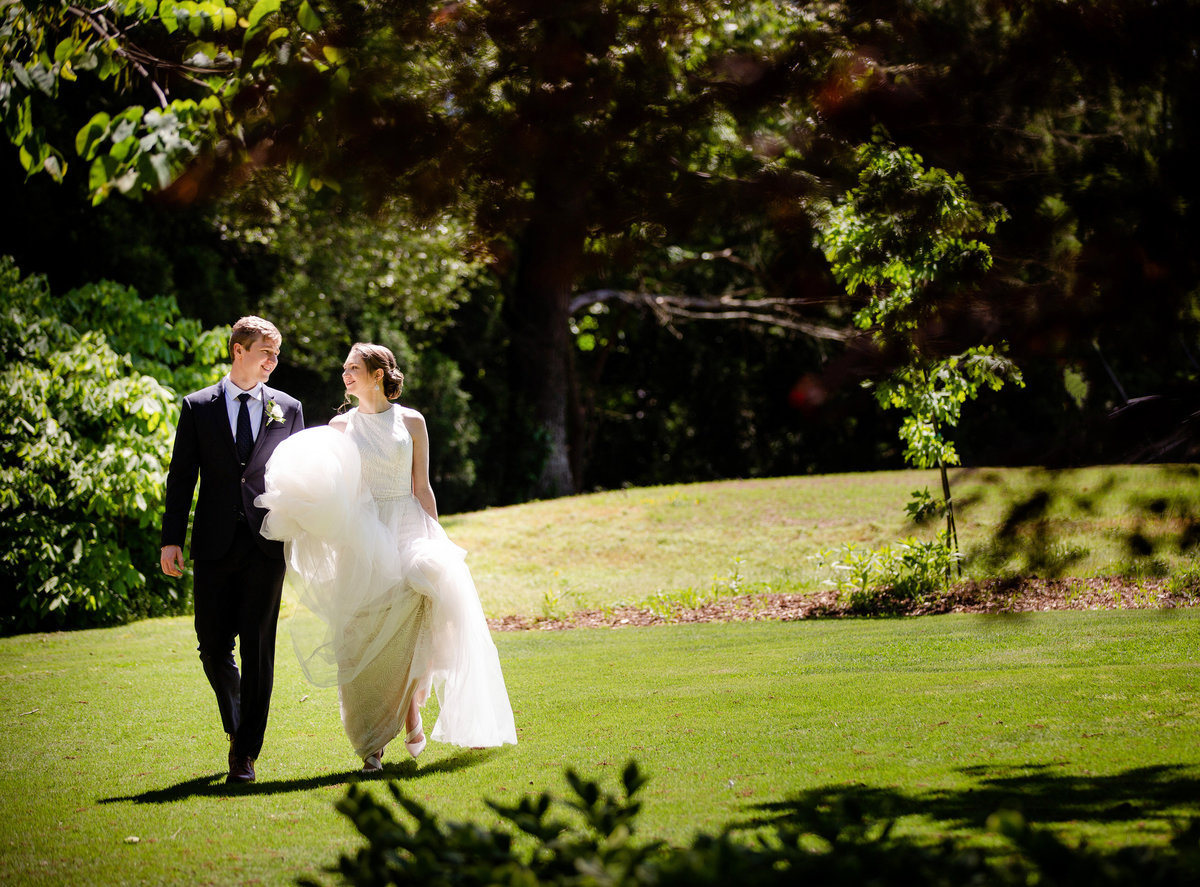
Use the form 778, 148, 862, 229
160, 545, 186, 577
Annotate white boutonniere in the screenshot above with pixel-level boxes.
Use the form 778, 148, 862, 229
265, 399, 285, 426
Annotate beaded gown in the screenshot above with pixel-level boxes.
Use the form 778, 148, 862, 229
256, 408, 516, 759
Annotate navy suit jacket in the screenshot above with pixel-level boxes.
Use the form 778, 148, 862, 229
161, 381, 305, 560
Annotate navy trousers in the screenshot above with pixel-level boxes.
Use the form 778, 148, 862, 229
193, 520, 286, 761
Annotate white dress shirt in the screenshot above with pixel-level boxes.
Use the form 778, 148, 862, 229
224, 378, 265, 444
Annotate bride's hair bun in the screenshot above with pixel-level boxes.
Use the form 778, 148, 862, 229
382, 365, 405, 400
352, 343, 405, 400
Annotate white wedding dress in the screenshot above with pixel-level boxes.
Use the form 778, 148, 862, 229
255, 408, 517, 759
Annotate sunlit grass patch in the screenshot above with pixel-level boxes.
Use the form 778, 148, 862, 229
447, 466, 1200, 617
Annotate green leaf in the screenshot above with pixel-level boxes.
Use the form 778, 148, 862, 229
97, 53, 123, 79
11, 62, 33, 91
28, 63, 57, 97
246, 0, 280, 28
113, 167, 139, 194
88, 154, 120, 193
109, 136, 138, 163
140, 152, 174, 189
10, 96, 34, 143
75, 112, 111, 159
43, 152, 65, 182
116, 105, 147, 124
297, 0, 322, 32
54, 37, 78, 65
18, 140, 45, 173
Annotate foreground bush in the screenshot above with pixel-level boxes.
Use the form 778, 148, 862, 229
309, 762, 1200, 886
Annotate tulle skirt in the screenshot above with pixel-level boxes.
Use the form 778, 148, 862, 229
256, 427, 517, 756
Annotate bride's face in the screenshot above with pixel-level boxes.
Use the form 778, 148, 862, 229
342, 353, 379, 397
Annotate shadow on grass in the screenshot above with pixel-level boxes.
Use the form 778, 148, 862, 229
741, 763, 1200, 832
959, 464, 1200, 579
97, 748, 504, 805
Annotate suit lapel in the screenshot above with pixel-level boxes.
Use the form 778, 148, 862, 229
249, 386, 278, 462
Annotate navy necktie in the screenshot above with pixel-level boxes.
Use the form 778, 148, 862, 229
236, 392, 253, 464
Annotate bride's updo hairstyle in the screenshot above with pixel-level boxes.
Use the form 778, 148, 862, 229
352, 342, 405, 401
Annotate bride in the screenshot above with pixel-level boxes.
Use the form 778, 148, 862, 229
256, 343, 517, 770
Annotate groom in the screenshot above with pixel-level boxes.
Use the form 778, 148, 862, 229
160, 316, 304, 784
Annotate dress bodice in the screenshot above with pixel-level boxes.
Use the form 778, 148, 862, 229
346, 407, 413, 501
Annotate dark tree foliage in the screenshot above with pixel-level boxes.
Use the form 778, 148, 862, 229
825, 0, 1200, 466
281, 0, 850, 497
4, 0, 859, 500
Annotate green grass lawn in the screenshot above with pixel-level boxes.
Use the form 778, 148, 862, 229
2, 611, 1198, 885
2, 465, 1199, 885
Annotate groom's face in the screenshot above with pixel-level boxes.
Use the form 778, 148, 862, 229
234, 335, 281, 385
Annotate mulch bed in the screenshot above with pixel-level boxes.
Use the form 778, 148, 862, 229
487, 577, 1198, 632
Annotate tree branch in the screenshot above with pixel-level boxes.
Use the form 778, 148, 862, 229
570, 289, 851, 341
66, 4, 238, 106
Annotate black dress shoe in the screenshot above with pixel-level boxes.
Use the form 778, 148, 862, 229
227, 756, 256, 784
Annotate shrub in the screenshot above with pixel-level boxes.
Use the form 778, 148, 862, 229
309, 763, 1200, 886
0, 258, 226, 633
1168, 561, 1200, 602
812, 532, 960, 614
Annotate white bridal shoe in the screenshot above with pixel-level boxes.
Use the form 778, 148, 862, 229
404, 717, 426, 759
362, 750, 384, 773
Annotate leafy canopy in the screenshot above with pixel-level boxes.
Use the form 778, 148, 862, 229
0, 0, 835, 209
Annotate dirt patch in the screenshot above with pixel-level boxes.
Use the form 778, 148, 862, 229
488, 577, 1198, 632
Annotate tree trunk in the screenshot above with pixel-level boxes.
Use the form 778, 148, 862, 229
939, 458, 962, 577
931, 414, 962, 578
507, 207, 587, 498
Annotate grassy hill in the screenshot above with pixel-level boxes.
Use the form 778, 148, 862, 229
445, 465, 1200, 616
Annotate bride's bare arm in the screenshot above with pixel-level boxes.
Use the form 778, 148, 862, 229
403, 409, 438, 520
329, 414, 349, 432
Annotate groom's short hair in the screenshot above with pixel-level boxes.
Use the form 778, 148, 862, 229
229, 316, 282, 357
